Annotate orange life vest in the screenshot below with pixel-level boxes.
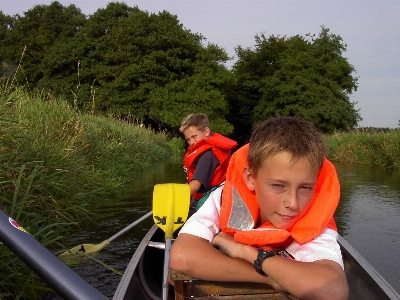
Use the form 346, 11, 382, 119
184, 133, 237, 200
219, 144, 340, 247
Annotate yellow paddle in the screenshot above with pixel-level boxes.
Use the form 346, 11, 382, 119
59, 211, 152, 256
152, 183, 190, 300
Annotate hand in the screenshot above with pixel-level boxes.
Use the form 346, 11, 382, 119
212, 232, 256, 262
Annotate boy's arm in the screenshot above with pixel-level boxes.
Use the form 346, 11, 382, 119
212, 232, 349, 300
188, 179, 202, 195
170, 188, 269, 284
169, 233, 270, 284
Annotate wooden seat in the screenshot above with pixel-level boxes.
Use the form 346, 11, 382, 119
170, 269, 297, 300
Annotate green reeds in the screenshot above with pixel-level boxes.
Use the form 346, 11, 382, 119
0, 79, 174, 299
324, 129, 400, 169
81, 113, 171, 180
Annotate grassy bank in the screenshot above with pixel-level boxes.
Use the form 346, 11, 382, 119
324, 128, 400, 169
0, 80, 179, 299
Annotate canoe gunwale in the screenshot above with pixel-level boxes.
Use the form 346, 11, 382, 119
114, 226, 400, 300
338, 235, 400, 299
112, 224, 158, 300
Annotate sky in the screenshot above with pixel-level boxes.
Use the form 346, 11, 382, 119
1, 0, 399, 128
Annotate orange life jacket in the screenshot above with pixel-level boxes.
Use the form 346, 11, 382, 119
184, 133, 237, 200
219, 144, 340, 247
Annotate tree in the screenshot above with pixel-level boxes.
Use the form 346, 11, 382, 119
228, 26, 360, 144
39, 3, 234, 134
1, 2, 234, 135
227, 34, 288, 144
0, 1, 86, 87
146, 43, 234, 133
0, 11, 16, 77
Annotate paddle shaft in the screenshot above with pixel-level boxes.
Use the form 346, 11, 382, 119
162, 237, 172, 300
0, 210, 105, 300
108, 211, 152, 242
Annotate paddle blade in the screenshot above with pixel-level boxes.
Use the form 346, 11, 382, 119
59, 240, 110, 256
152, 183, 190, 239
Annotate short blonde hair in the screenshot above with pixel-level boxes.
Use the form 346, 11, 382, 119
179, 113, 211, 133
248, 117, 327, 175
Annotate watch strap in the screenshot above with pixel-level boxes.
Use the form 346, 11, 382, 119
253, 246, 276, 275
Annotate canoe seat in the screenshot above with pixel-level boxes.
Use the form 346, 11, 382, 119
170, 269, 297, 300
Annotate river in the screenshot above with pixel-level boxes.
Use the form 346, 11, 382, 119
51, 160, 400, 298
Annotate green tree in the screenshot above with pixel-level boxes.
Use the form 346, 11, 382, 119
0, 11, 12, 41
39, 3, 234, 134
2, 2, 234, 135
0, 11, 16, 77
146, 43, 234, 134
0, 1, 86, 87
229, 26, 360, 144
227, 34, 288, 144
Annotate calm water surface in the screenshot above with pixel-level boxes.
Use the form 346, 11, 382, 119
334, 163, 400, 293
54, 161, 400, 298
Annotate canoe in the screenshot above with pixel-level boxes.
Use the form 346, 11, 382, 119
113, 224, 400, 300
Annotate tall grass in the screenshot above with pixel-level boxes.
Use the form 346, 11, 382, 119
0, 79, 174, 299
81, 114, 172, 179
324, 129, 400, 169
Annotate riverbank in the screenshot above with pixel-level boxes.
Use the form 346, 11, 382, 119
0, 81, 181, 299
324, 128, 400, 169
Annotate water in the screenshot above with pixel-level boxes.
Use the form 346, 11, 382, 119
49, 161, 186, 299
52, 161, 400, 298
334, 163, 400, 293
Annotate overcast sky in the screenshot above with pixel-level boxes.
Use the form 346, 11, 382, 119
2, 0, 399, 128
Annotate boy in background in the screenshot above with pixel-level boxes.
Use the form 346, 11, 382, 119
171, 116, 348, 300
180, 113, 237, 209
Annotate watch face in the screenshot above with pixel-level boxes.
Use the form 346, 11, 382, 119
259, 246, 276, 257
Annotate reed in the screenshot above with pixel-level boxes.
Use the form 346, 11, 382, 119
0, 79, 173, 299
324, 129, 400, 169
165, 136, 186, 159
81, 113, 171, 179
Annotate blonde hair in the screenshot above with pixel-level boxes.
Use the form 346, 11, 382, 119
179, 113, 211, 133
248, 117, 327, 175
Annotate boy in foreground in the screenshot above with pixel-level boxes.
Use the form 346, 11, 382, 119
170, 116, 349, 300
180, 113, 237, 209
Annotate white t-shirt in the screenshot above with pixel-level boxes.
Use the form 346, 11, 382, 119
179, 185, 344, 269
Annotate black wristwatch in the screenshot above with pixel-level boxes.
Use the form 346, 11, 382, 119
253, 246, 276, 275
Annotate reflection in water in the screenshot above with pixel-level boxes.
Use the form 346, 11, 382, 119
334, 163, 400, 293
49, 161, 400, 298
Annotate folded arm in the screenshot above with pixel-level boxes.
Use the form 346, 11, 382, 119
170, 233, 270, 284
212, 232, 349, 300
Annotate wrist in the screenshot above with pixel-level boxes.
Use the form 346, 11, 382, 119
242, 245, 258, 263
253, 246, 276, 276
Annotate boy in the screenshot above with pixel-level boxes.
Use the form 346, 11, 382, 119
179, 113, 237, 208
170, 116, 349, 300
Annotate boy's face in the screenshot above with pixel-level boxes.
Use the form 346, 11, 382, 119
183, 126, 210, 146
243, 151, 318, 229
